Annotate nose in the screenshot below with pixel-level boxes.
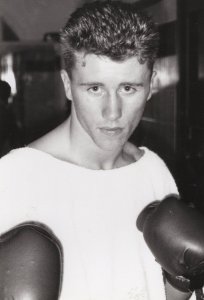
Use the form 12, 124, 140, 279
102, 92, 122, 121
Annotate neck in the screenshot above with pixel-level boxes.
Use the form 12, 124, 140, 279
65, 117, 127, 170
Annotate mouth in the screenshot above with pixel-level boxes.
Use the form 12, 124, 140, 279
99, 127, 123, 137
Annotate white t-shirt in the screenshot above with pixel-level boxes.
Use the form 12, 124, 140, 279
0, 146, 181, 300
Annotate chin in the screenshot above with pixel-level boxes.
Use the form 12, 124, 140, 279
95, 138, 126, 152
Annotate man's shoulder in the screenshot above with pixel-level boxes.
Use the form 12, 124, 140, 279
28, 130, 56, 154
0, 147, 43, 173
0, 147, 31, 164
28, 119, 69, 159
123, 142, 164, 165
124, 143, 174, 180
123, 142, 144, 165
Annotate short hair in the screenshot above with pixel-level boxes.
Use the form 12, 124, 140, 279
60, 0, 159, 76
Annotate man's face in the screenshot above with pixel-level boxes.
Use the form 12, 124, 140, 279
62, 53, 154, 152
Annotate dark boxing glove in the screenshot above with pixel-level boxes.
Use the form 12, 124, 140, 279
0, 222, 63, 300
137, 196, 204, 293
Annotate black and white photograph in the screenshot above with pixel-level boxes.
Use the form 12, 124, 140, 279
0, 0, 204, 299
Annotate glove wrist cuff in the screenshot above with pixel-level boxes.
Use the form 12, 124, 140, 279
163, 270, 192, 293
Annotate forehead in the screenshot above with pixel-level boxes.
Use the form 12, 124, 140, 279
71, 52, 151, 83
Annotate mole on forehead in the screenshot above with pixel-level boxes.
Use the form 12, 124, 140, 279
75, 52, 119, 68
75, 52, 109, 68
81, 59, 86, 67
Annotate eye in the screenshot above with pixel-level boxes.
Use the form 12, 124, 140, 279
121, 85, 137, 94
88, 86, 101, 93
124, 85, 132, 91
125, 85, 136, 92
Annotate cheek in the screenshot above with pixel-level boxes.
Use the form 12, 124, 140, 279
73, 95, 99, 125
124, 99, 146, 133
71, 90, 86, 113
126, 98, 146, 119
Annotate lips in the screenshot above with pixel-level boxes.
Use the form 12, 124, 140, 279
99, 127, 123, 136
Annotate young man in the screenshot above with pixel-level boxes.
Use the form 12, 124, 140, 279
0, 1, 195, 299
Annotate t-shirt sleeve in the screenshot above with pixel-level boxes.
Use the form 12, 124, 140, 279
0, 150, 33, 234
146, 150, 179, 201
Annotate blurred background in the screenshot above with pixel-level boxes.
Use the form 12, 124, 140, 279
0, 0, 204, 206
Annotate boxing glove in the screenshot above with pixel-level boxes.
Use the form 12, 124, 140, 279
136, 196, 204, 292
0, 222, 63, 300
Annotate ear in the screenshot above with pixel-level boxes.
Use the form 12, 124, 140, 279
60, 69, 73, 101
147, 70, 157, 101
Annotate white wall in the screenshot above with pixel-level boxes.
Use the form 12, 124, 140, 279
144, 0, 177, 23
0, 0, 177, 41
0, 0, 84, 40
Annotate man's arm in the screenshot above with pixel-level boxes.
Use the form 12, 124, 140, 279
137, 196, 204, 299
0, 223, 62, 299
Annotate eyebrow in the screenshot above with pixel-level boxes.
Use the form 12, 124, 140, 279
79, 82, 104, 86
120, 82, 144, 87
79, 82, 144, 87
